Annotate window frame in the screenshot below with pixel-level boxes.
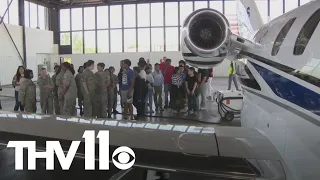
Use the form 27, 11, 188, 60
271, 18, 296, 56
294, 8, 320, 55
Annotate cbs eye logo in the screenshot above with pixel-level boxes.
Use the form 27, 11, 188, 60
112, 146, 136, 170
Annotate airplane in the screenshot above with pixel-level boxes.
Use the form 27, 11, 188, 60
180, 0, 320, 179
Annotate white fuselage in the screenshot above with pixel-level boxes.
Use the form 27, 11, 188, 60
239, 1, 320, 179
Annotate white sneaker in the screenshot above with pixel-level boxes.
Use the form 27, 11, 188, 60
188, 110, 193, 115
173, 110, 178, 114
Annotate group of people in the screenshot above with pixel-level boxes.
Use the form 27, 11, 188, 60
117, 57, 215, 120
8, 56, 221, 120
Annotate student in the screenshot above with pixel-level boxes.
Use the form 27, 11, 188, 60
197, 68, 209, 110
145, 66, 154, 114
60, 62, 77, 116
120, 59, 135, 120
152, 63, 164, 111
105, 68, 114, 118
19, 69, 36, 113
133, 66, 146, 120
52, 65, 61, 115
109, 66, 119, 114
56, 66, 66, 114
138, 57, 147, 80
75, 66, 84, 116
171, 67, 184, 113
207, 68, 214, 100
81, 60, 96, 117
37, 68, 54, 114
94, 63, 110, 118
118, 60, 124, 108
160, 58, 174, 109
12, 66, 25, 111
228, 61, 240, 91
185, 67, 198, 114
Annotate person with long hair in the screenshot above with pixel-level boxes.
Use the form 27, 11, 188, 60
37, 68, 54, 114
12, 66, 25, 111
75, 66, 84, 116
52, 65, 61, 114
19, 69, 36, 113
56, 65, 66, 114
60, 62, 77, 116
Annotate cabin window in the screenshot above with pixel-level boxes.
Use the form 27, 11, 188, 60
294, 8, 320, 55
271, 18, 296, 56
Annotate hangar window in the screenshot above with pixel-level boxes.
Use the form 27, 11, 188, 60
271, 18, 296, 56
294, 8, 320, 55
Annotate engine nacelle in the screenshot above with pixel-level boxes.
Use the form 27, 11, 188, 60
181, 9, 231, 68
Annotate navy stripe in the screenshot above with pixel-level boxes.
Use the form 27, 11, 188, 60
240, 51, 320, 88
250, 62, 320, 116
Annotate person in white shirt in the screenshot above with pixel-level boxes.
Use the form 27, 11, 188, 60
138, 58, 147, 80
145, 66, 154, 114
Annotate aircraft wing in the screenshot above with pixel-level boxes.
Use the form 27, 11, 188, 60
0, 111, 286, 179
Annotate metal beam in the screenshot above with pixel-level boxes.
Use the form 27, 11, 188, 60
0, 0, 14, 24
19, 0, 27, 67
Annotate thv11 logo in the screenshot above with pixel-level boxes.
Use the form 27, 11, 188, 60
7, 130, 135, 170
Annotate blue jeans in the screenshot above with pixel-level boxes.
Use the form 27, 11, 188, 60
188, 94, 197, 111
14, 90, 24, 111
164, 84, 171, 107
145, 88, 153, 112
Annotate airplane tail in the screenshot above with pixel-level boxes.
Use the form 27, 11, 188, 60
235, 0, 264, 39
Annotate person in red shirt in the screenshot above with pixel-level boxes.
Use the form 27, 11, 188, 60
160, 56, 167, 71
160, 58, 174, 109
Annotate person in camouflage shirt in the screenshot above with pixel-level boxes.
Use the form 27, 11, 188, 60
52, 65, 61, 115
75, 66, 84, 116
19, 69, 36, 113
81, 60, 96, 117
95, 63, 110, 118
109, 66, 119, 114
56, 68, 65, 114
60, 62, 77, 116
37, 68, 53, 114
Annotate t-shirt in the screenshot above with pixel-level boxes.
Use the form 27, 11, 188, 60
198, 69, 209, 83
186, 75, 197, 91
121, 68, 134, 91
139, 70, 147, 80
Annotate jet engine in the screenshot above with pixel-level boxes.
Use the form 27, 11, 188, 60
181, 9, 232, 68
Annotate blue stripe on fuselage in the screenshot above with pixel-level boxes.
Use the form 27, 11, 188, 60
250, 62, 320, 116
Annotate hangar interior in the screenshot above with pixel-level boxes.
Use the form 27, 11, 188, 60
0, 0, 319, 180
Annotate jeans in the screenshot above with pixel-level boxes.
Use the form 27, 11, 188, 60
145, 88, 153, 111
164, 84, 171, 107
153, 85, 163, 108
228, 74, 239, 90
14, 90, 24, 111
170, 85, 184, 110
198, 82, 208, 108
188, 94, 197, 111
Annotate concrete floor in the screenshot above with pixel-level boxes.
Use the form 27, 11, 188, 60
0, 77, 241, 127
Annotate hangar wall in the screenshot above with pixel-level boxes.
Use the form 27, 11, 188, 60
0, 23, 57, 85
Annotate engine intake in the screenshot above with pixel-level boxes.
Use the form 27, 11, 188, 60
189, 11, 227, 50
181, 9, 231, 68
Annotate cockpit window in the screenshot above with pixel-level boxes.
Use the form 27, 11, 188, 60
271, 18, 296, 56
294, 8, 320, 55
